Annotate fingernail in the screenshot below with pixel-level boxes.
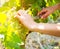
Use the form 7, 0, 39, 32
17, 13, 21, 16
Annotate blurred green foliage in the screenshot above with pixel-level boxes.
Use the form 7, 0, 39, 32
0, 0, 60, 49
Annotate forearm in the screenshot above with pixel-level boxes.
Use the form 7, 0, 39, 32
34, 23, 60, 37
57, 3, 60, 10
25, 22, 60, 37
54, 3, 60, 10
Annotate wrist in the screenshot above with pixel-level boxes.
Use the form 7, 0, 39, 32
57, 3, 60, 9
54, 3, 60, 10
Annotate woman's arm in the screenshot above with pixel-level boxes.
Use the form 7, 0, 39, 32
16, 10, 60, 37
36, 23, 60, 37
56, 3, 60, 10
38, 3, 60, 19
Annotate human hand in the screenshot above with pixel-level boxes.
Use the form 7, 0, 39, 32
38, 6, 56, 19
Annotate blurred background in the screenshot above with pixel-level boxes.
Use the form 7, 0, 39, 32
0, 0, 60, 49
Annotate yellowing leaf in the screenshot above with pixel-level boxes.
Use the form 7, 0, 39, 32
0, 13, 7, 24
16, 0, 20, 6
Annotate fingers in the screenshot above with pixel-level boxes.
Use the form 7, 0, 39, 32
18, 10, 27, 16
15, 10, 26, 18
37, 9, 47, 18
37, 8, 51, 19
41, 12, 50, 19
14, 13, 21, 19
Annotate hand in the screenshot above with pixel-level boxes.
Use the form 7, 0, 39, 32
38, 6, 56, 19
15, 10, 37, 30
